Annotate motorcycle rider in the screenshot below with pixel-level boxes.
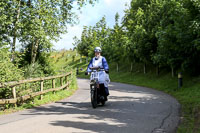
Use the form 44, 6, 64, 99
85, 47, 110, 100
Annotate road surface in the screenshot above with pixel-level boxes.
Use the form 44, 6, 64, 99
0, 79, 180, 133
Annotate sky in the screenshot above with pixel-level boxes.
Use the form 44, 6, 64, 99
53, 0, 131, 50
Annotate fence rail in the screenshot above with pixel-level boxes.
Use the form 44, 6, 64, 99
0, 72, 72, 106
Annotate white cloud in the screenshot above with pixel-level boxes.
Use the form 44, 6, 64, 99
104, 0, 112, 5
53, 25, 83, 50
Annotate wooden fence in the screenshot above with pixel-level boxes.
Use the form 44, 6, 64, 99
0, 72, 72, 106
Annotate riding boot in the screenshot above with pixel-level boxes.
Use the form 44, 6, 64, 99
104, 96, 108, 101
104, 87, 109, 96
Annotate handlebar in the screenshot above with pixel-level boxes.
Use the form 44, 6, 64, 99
85, 67, 109, 75
90, 67, 104, 71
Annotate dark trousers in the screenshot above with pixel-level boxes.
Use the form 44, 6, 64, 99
99, 84, 109, 96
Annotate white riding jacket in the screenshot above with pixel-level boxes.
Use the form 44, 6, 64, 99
88, 56, 110, 87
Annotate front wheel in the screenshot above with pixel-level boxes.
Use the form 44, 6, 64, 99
91, 85, 97, 108
101, 100, 105, 106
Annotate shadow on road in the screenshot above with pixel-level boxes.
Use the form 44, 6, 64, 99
23, 101, 156, 133
19, 82, 174, 133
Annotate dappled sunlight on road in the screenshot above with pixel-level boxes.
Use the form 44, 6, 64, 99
109, 90, 158, 102
50, 113, 127, 127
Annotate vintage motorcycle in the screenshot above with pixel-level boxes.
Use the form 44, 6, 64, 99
89, 67, 107, 108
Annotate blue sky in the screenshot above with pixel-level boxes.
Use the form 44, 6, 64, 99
53, 0, 131, 50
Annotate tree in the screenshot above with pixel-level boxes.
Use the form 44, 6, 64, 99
88, 16, 109, 58
75, 16, 110, 63
0, 0, 97, 65
153, 0, 193, 77
0, 0, 15, 47
109, 13, 125, 72
124, 1, 152, 74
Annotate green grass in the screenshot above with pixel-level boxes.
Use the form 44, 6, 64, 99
51, 50, 80, 72
75, 59, 200, 133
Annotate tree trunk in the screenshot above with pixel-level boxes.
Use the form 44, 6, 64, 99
171, 66, 174, 77
31, 39, 39, 65
156, 65, 160, 76
117, 63, 119, 72
130, 62, 133, 72
27, 0, 31, 6
144, 63, 146, 74
11, 0, 21, 61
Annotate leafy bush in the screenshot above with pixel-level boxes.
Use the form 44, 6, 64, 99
0, 49, 23, 82
19, 46, 56, 78
0, 49, 23, 98
37, 52, 56, 76
23, 62, 44, 78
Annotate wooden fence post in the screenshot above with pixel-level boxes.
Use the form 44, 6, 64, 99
70, 71, 72, 79
40, 80, 44, 100
68, 72, 72, 89
65, 75, 68, 83
60, 77, 63, 86
52, 79, 55, 94
65, 76, 68, 89
12, 86, 17, 107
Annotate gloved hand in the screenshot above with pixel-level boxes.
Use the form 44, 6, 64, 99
85, 72, 89, 75
105, 70, 109, 74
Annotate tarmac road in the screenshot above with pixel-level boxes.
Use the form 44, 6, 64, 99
0, 79, 180, 133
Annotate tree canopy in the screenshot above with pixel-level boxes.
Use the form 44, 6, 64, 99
0, 0, 97, 79
74, 0, 200, 75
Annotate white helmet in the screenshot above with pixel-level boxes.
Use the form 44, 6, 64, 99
94, 47, 102, 53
